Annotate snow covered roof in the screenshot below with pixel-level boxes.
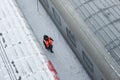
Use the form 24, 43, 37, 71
69, 0, 120, 66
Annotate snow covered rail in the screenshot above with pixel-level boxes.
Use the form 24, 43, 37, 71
0, 0, 59, 80
0, 36, 17, 80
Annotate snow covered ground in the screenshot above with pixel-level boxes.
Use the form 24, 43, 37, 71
0, 0, 57, 80
15, 0, 91, 80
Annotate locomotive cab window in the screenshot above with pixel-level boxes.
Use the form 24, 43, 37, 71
52, 8, 61, 26
82, 51, 94, 74
66, 28, 76, 47
40, 0, 49, 8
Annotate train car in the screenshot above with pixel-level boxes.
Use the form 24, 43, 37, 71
39, 0, 120, 80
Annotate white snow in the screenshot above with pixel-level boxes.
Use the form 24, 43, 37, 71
0, 0, 55, 80
15, 0, 91, 80
0, 0, 91, 80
